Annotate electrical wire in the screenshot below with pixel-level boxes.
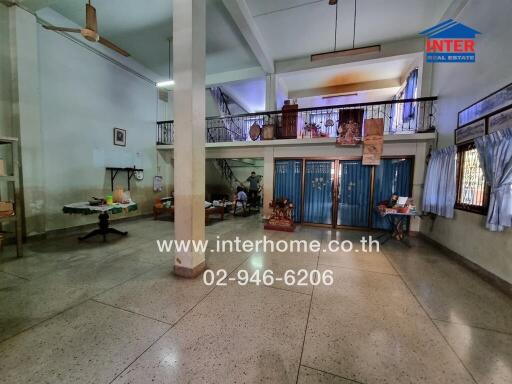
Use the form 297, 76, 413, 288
353, 0, 357, 49
333, 1, 339, 51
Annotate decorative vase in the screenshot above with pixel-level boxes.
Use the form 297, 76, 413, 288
262, 124, 274, 140
113, 187, 124, 203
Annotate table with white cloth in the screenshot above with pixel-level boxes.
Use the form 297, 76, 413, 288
63, 201, 137, 241
374, 209, 422, 247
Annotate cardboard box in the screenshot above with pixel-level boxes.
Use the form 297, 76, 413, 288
0, 201, 14, 217
0, 201, 13, 211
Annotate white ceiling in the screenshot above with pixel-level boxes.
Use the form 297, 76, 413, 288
246, 0, 452, 61
32, 0, 454, 76
25, 0, 451, 109
279, 54, 418, 92
42, 0, 259, 78
221, 77, 266, 112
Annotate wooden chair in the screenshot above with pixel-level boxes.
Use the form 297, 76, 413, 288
233, 199, 248, 216
153, 197, 174, 220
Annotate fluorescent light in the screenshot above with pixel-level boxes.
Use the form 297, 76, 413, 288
311, 45, 381, 61
322, 93, 358, 100
157, 80, 175, 87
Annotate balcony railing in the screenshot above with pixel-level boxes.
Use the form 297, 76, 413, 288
156, 97, 437, 145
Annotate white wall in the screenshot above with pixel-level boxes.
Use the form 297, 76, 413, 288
38, 23, 172, 231
275, 76, 288, 110
206, 89, 220, 117
420, 0, 512, 284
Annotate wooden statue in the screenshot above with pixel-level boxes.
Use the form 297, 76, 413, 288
264, 198, 295, 232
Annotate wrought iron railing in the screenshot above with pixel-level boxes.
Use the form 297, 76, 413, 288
156, 97, 437, 145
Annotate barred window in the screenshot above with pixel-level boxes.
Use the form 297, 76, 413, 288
455, 144, 489, 214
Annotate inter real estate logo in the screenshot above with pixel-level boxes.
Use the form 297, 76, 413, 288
420, 19, 481, 63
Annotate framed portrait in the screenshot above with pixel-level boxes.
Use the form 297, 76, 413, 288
113, 128, 126, 146
455, 119, 486, 145
458, 82, 512, 127
362, 118, 384, 165
488, 106, 512, 134
336, 109, 364, 145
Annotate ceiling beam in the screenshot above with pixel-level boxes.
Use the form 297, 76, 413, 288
440, 0, 469, 20
205, 66, 264, 87
17, 0, 58, 11
275, 37, 424, 74
222, 0, 274, 73
288, 78, 401, 99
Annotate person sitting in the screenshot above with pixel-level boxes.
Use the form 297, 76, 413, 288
233, 186, 248, 216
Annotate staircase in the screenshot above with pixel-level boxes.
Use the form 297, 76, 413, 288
210, 87, 247, 142
212, 159, 241, 192
207, 87, 245, 190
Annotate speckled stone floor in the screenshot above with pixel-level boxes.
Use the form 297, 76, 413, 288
0, 215, 511, 383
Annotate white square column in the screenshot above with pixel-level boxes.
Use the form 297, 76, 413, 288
173, 0, 206, 278
265, 74, 277, 111
262, 147, 274, 220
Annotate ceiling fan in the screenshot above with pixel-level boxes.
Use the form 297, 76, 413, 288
43, 0, 130, 57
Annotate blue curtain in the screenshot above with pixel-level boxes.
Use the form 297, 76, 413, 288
475, 127, 512, 231
338, 161, 371, 227
402, 68, 418, 122
372, 158, 413, 229
423, 146, 457, 218
274, 160, 303, 222
303, 161, 334, 224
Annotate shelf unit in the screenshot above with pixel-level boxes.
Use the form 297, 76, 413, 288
0, 137, 23, 257
106, 167, 143, 191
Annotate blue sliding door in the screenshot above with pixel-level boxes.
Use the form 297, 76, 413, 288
274, 160, 303, 222
372, 158, 413, 230
337, 160, 372, 227
303, 160, 335, 225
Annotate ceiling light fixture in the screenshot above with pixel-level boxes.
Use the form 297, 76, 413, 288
312, 0, 381, 61
157, 80, 175, 87
157, 37, 174, 88
322, 93, 358, 99
311, 45, 381, 61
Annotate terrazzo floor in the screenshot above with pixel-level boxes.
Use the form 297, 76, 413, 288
0, 215, 511, 383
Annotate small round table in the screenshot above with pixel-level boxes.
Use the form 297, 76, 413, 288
63, 201, 137, 241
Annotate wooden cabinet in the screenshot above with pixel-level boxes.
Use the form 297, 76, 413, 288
278, 104, 298, 139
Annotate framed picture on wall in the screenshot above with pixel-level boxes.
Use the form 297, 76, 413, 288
488, 105, 512, 134
336, 109, 364, 145
455, 119, 486, 145
458, 82, 512, 127
113, 128, 126, 146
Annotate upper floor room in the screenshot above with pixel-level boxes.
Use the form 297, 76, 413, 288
1, 0, 455, 139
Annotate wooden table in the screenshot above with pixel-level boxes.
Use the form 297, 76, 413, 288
374, 210, 421, 247
63, 201, 137, 241
154, 204, 228, 225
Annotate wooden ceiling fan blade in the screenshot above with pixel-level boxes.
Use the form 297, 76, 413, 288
43, 25, 82, 33
98, 36, 130, 57
85, 3, 98, 32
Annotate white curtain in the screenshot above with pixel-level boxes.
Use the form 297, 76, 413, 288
423, 146, 457, 218
475, 127, 512, 231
